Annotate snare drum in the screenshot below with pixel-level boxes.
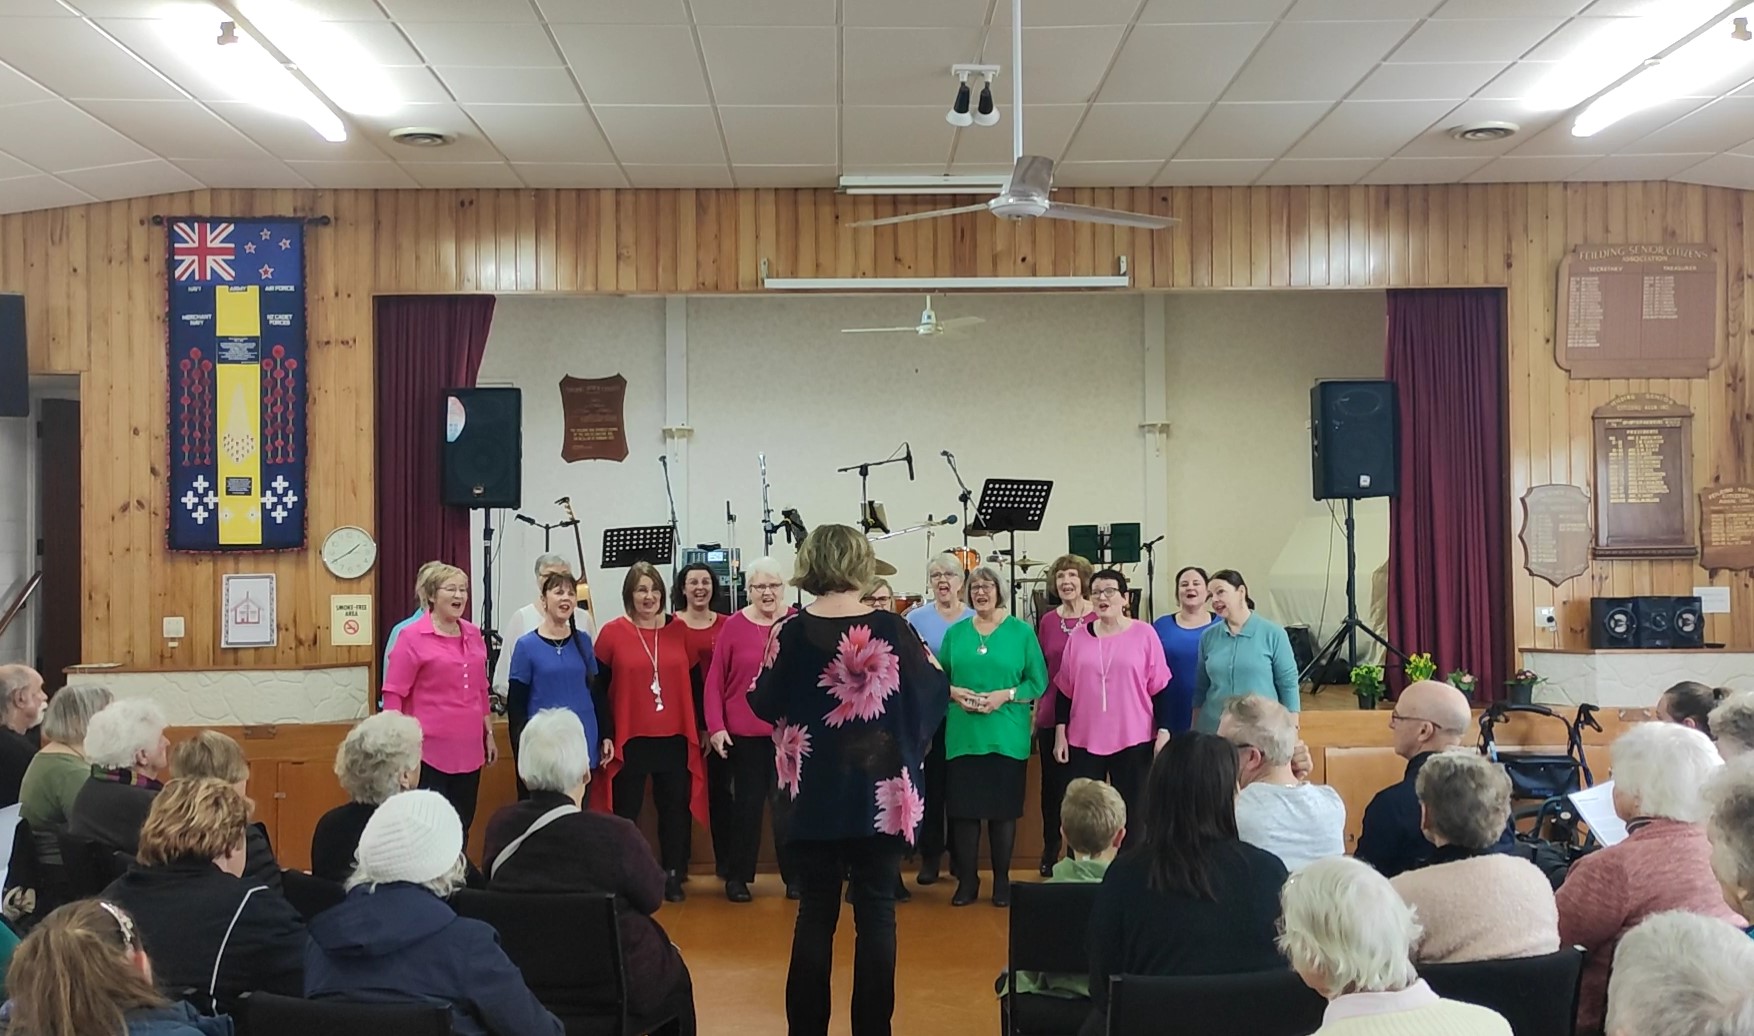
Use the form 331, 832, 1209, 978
949, 546, 980, 571
895, 593, 924, 615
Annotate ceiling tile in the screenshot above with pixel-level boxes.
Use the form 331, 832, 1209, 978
1287, 0, 1440, 16
205, 102, 392, 162
352, 104, 508, 162
56, 158, 202, 199
1064, 103, 1206, 162
1435, 0, 1590, 13
955, 105, 1084, 164
378, 0, 537, 20
75, 100, 270, 161
0, 100, 152, 173
1473, 61, 1559, 99
433, 67, 582, 104
621, 164, 735, 188
843, 28, 986, 106
0, 63, 54, 106
1176, 102, 1330, 161
282, 160, 420, 188
1349, 62, 1508, 101
1569, 153, 1713, 181
0, 175, 94, 215
1097, 23, 1274, 104
1508, 96, 1707, 156
1255, 157, 1380, 184
171, 158, 311, 188
980, 27, 1126, 104
1153, 159, 1271, 185
841, 106, 952, 166
1140, 0, 1292, 20
400, 161, 525, 188
1517, 14, 1638, 63
5, 17, 183, 101
1049, 160, 1164, 186
690, 0, 836, 25
1359, 155, 1489, 182
717, 106, 838, 166
1224, 20, 1418, 102
699, 27, 837, 106
463, 103, 614, 163
592, 105, 727, 164
1620, 98, 1754, 156
253, 18, 426, 67
731, 165, 838, 187
1464, 154, 1596, 181
534, 0, 691, 21
235, 0, 390, 20
993, 0, 1146, 24
400, 22, 563, 67
842, 0, 988, 27
1390, 18, 1565, 63
1669, 153, 1754, 189
509, 162, 630, 187
1394, 100, 1561, 156
0, 151, 43, 179
1288, 99, 1458, 159
1, 0, 81, 14
553, 25, 710, 105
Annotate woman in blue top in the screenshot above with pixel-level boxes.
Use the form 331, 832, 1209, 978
1192, 569, 1300, 734
507, 571, 611, 780
1151, 566, 1220, 735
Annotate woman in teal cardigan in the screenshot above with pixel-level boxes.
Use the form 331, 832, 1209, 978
1192, 569, 1300, 734
940, 563, 1047, 909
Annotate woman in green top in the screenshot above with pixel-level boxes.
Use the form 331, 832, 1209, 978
19, 684, 114, 831
1192, 569, 1300, 734
940, 563, 1047, 909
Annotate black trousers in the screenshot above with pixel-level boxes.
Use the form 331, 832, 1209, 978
787, 837, 906, 1036
951, 818, 1016, 892
918, 722, 948, 862
1064, 742, 1152, 846
725, 736, 793, 884
612, 737, 693, 874
418, 763, 482, 836
707, 748, 735, 876
1036, 728, 1072, 864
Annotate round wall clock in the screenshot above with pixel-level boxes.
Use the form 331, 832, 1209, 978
321, 526, 378, 580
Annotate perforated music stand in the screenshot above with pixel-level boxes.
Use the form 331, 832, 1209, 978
975, 478, 1053, 612
601, 526, 675, 569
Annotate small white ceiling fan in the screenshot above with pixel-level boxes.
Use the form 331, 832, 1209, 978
841, 296, 985, 337
849, 0, 1178, 232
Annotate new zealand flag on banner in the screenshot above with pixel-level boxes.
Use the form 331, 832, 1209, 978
167, 218, 307, 552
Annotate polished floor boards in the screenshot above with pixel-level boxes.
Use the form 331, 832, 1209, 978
665, 868, 1025, 1036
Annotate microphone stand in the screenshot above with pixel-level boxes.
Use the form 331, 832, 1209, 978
759, 453, 778, 556
513, 512, 577, 554
836, 452, 911, 532
660, 455, 681, 592
943, 451, 974, 555
1141, 534, 1164, 621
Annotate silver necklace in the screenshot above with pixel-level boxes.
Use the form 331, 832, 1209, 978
634, 623, 665, 711
1058, 605, 1089, 636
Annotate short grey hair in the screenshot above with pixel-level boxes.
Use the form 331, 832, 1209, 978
517, 708, 590, 794
1221, 695, 1297, 767
965, 563, 1010, 606
744, 556, 785, 585
335, 711, 424, 805
1278, 855, 1421, 997
534, 553, 570, 577
925, 552, 965, 581
83, 699, 168, 770
1711, 691, 1754, 761
1707, 760, 1754, 911
1613, 721, 1722, 823
348, 852, 469, 899
41, 685, 114, 747
1415, 751, 1512, 850
1606, 910, 1754, 1036
0, 665, 38, 708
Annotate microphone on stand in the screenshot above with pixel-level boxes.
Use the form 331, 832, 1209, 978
939, 514, 958, 527
905, 443, 915, 481
941, 449, 953, 460
514, 514, 536, 527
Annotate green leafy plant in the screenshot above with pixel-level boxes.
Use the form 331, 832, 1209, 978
1446, 669, 1477, 699
1351, 663, 1387, 708
1404, 652, 1437, 683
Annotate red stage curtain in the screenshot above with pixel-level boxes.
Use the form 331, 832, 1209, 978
374, 295, 496, 662
1385, 288, 1509, 702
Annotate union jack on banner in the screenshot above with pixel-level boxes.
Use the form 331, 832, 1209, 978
172, 221, 237, 282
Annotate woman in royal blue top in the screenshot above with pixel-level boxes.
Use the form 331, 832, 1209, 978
1151, 566, 1220, 735
507, 571, 611, 778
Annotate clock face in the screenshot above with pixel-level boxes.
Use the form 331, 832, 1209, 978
322, 526, 378, 580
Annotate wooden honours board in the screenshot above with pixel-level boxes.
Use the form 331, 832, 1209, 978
1556, 244, 1721, 379
1592, 394, 1697, 559
1520, 484, 1592, 587
1701, 486, 1754, 573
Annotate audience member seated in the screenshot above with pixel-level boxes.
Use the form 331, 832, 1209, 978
1557, 722, 1742, 1035
69, 699, 171, 855
1605, 910, 1754, 1036
1004, 778, 1125, 1010
0, 665, 48, 808
1391, 751, 1559, 963
1218, 696, 1344, 870
1356, 681, 1510, 878
1280, 855, 1512, 1036
102, 777, 304, 1017
19, 685, 113, 834
1655, 679, 1730, 735
1705, 758, 1754, 931
1082, 732, 1288, 1036
309, 711, 423, 884
1708, 690, 1754, 761
171, 731, 280, 889
305, 789, 563, 1036
481, 708, 695, 1035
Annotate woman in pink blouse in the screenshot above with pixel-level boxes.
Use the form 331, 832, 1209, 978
1033, 553, 1095, 875
382, 562, 496, 833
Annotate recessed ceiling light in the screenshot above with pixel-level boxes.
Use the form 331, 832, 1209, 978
389, 127, 455, 148
1448, 121, 1520, 142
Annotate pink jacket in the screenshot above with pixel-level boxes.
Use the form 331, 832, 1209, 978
382, 614, 489, 775
702, 609, 792, 739
1392, 853, 1559, 964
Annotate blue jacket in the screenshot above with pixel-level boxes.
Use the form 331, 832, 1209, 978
304, 883, 562, 1036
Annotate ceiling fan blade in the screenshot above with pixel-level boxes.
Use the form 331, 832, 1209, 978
1007, 155, 1055, 199
844, 202, 992, 228
841, 326, 922, 334
939, 316, 985, 329
1040, 202, 1179, 230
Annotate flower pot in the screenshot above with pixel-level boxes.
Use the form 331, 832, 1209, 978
1507, 682, 1535, 706
1355, 692, 1379, 711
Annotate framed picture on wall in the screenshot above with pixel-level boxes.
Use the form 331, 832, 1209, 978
221, 573, 278, 649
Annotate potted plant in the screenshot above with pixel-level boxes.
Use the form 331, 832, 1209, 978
1351, 663, 1386, 711
1446, 669, 1477, 701
1506, 668, 1544, 705
1404, 652, 1436, 684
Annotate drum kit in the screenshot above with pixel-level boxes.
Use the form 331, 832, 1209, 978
866, 514, 1049, 619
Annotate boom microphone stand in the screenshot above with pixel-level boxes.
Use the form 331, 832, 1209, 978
942, 450, 973, 556
513, 511, 578, 553
659, 454, 682, 592
759, 453, 778, 556
837, 444, 914, 532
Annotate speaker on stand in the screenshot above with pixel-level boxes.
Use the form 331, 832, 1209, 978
443, 387, 523, 695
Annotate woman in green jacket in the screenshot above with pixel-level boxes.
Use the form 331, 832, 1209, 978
1192, 568, 1301, 734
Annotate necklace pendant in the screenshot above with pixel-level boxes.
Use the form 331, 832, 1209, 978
650, 674, 662, 695
977, 644, 988, 655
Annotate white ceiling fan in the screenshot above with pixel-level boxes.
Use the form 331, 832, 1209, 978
841, 296, 985, 337
849, 0, 1179, 232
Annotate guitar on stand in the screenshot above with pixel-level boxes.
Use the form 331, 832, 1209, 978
558, 496, 595, 623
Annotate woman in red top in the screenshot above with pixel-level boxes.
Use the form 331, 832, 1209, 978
592, 562, 708, 902
674, 562, 731, 881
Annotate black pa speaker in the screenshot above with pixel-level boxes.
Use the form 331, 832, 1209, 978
443, 388, 522, 508
0, 294, 25, 418
1311, 379, 1398, 500
1590, 595, 1704, 649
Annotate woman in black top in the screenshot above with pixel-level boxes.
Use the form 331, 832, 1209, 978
309, 711, 423, 884
1082, 732, 1289, 1036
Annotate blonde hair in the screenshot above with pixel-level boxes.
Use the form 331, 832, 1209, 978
1060, 778, 1126, 856
41, 684, 113, 748
171, 730, 248, 784
9, 900, 165, 1036
411, 559, 447, 610
794, 525, 876, 596
137, 777, 250, 867
418, 564, 467, 611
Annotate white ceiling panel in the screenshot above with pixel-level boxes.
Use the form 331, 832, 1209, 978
400, 22, 564, 67
1050, 161, 1165, 186
1569, 153, 1713, 181
402, 162, 525, 188
1064, 103, 1206, 162
1468, 60, 1559, 99
74, 100, 270, 162
4, 0, 83, 14
0, 152, 44, 180
1509, 96, 1708, 156
690, 0, 836, 26
464, 103, 615, 163
553, 25, 709, 104
1176, 102, 1330, 160
842, 27, 987, 106
433, 66, 582, 105
841, 107, 951, 166
1224, 20, 1418, 102
510, 162, 630, 187
1097, 23, 1274, 104
1256, 157, 1382, 184
1361, 155, 1490, 182
535, 0, 692, 22
699, 27, 837, 106
1140, 0, 1293, 21
1390, 18, 1565, 63
1154, 159, 1272, 185
593, 105, 727, 164
732, 164, 838, 187
1289, 99, 1459, 159
0, 175, 95, 215
956, 105, 1084, 164
350, 104, 507, 162
1394, 100, 1563, 156
620, 163, 735, 187
263, 19, 427, 67
0, 100, 152, 172
6, 17, 185, 101
842, 0, 989, 27
0, 63, 56, 107
994, 0, 1147, 24
1673, 153, 1754, 190
234, 0, 391, 21
717, 106, 837, 166
283, 161, 420, 188
982, 27, 1127, 104
1465, 153, 1597, 181
1618, 99, 1754, 156
1519, 15, 1633, 62
378, 0, 539, 21
57, 158, 201, 199
1286, 0, 1439, 17
170, 158, 311, 188
1436, 0, 1591, 14
206, 103, 391, 162
1350, 62, 1508, 101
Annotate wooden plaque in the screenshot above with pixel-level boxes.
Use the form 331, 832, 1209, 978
559, 374, 629, 463
1592, 394, 1697, 559
1556, 244, 1721, 379
1701, 485, 1754, 573
1519, 484, 1591, 587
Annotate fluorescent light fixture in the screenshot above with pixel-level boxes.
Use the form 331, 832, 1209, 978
763, 275, 1129, 290
839, 175, 1008, 195
1524, 0, 1729, 111
237, 0, 403, 117
1573, 7, 1754, 137
156, 5, 346, 142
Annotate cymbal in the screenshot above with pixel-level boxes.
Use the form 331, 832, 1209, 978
1017, 556, 1044, 572
966, 525, 995, 538
874, 557, 897, 576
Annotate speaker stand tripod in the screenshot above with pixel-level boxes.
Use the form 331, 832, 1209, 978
1300, 498, 1405, 689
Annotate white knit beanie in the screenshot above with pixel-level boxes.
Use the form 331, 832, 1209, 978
356, 789, 464, 885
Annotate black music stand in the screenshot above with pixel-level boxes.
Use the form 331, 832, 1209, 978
975, 479, 1053, 612
601, 526, 676, 570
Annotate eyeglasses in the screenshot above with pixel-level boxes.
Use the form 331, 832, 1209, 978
749, 582, 785, 593
438, 584, 469, 595
1388, 710, 1458, 733
1091, 587, 1124, 599
863, 595, 894, 606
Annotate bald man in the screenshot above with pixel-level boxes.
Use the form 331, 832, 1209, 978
1354, 679, 1511, 878
0, 664, 46, 807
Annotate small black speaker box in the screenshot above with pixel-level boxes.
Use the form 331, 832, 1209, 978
1311, 379, 1398, 500
0, 294, 25, 419
1590, 595, 1704, 649
443, 388, 522, 508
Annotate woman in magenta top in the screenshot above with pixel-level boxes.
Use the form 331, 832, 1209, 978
381, 562, 495, 834
674, 561, 731, 879
703, 557, 796, 903
1052, 568, 1171, 838
1032, 553, 1095, 874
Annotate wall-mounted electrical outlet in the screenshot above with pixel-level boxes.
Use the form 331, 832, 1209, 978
162, 616, 185, 639
1535, 606, 1557, 632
